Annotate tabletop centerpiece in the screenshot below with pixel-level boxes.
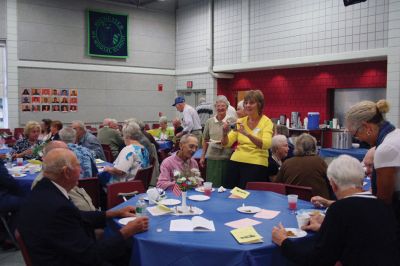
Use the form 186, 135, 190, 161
173, 168, 203, 212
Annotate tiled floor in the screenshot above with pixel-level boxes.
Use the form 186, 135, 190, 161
0, 248, 24, 265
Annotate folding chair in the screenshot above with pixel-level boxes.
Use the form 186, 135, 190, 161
135, 165, 154, 190
246, 182, 286, 195
78, 177, 100, 209
15, 229, 32, 266
107, 180, 146, 208
285, 184, 313, 201
101, 144, 115, 163
0, 212, 18, 250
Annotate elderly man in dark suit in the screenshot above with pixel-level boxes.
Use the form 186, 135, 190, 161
18, 148, 148, 266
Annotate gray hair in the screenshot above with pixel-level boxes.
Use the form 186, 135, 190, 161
327, 155, 364, 189
180, 133, 198, 144
59, 127, 77, 144
215, 95, 230, 107
237, 100, 244, 110
71, 120, 86, 131
294, 133, 317, 156
122, 122, 154, 158
159, 116, 168, 124
271, 135, 288, 153
42, 148, 74, 176
122, 122, 141, 140
124, 117, 145, 130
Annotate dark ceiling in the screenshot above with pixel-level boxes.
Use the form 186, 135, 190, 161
105, 0, 178, 12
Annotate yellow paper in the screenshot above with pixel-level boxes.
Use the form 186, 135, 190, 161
157, 204, 172, 212
230, 226, 263, 244
230, 187, 250, 199
27, 159, 42, 165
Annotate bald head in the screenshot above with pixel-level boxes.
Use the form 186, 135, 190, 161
43, 141, 68, 156
42, 148, 80, 191
362, 147, 375, 177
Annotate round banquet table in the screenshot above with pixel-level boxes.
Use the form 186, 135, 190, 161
319, 148, 368, 161
156, 140, 173, 150
108, 189, 316, 266
8, 160, 112, 195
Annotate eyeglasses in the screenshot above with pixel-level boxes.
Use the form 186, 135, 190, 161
352, 125, 363, 138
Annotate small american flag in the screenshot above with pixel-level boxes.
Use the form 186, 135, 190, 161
172, 183, 182, 196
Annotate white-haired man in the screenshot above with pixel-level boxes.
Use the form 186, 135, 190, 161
172, 96, 202, 142
157, 134, 199, 190
72, 120, 106, 161
272, 155, 400, 265
97, 118, 124, 158
18, 148, 149, 265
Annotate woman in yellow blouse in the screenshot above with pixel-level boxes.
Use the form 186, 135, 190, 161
221, 90, 273, 188
147, 116, 175, 141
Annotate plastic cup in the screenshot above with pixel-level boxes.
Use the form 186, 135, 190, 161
203, 182, 212, 196
296, 214, 310, 229
17, 158, 23, 166
287, 194, 298, 212
29, 166, 36, 175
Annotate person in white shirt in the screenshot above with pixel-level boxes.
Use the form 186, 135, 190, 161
173, 96, 202, 145
195, 97, 213, 129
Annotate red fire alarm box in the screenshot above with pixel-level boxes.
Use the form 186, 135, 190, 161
186, 81, 193, 89
158, 84, 163, 91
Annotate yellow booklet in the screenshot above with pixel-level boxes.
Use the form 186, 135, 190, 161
230, 187, 250, 199
230, 226, 263, 244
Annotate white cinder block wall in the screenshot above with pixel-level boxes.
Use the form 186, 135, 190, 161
176, 0, 218, 105
176, 0, 400, 126
5, 0, 177, 127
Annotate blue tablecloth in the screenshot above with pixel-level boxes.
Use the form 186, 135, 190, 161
193, 148, 202, 159
157, 140, 173, 150
319, 148, 368, 161
108, 190, 315, 266
0, 148, 11, 154
10, 161, 112, 195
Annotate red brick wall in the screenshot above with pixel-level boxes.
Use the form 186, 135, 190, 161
217, 61, 387, 122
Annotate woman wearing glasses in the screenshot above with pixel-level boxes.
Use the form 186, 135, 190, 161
345, 99, 400, 249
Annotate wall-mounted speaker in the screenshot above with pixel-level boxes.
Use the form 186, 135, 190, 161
344, 0, 367, 6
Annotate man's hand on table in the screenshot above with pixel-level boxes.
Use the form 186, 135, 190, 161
120, 217, 149, 239
272, 223, 288, 246
106, 206, 136, 219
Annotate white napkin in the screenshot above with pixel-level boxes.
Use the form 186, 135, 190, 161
217, 186, 226, 193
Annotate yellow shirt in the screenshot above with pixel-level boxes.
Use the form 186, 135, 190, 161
225, 115, 273, 166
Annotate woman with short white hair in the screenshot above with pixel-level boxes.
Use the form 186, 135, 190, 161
275, 133, 331, 198
272, 155, 400, 265
103, 122, 150, 183
268, 135, 288, 180
200, 95, 233, 187
147, 116, 174, 141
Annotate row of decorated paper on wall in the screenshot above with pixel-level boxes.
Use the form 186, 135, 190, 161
21, 105, 77, 112
22, 88, 78, 97
20, 88, 78, 112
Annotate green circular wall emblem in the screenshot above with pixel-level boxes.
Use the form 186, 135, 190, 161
91, 15, 126, 55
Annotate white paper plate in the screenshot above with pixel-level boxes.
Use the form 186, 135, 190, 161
236, 206, 261, 214
12, 173, 26, 178
285, 228, 307, 238
188, 195, 210, 201
97, 166, 105, 172
297, 209, 325, 216
118, 217, 137, 225
159, 199, 181, 206
195, 187, 216, 193
95, 159, 105, 164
